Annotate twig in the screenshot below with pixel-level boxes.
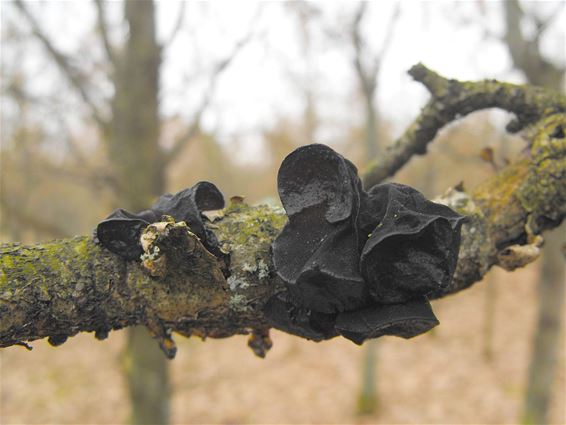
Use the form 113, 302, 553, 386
361, 63, 566, 188
93, 0, 116, 66
163, 25, 255, 164
162, 1, 186, 50
14, 0, 108, 130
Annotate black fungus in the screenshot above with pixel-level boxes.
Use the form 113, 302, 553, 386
263, 292, 338, 341
335, 298, 439, 345
273, 144, 367, 313
266, 143, 464, 344
96, 181, 224, 260
360, 183, 464, 303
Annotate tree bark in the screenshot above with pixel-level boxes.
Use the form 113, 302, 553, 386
0, 204, 284, 349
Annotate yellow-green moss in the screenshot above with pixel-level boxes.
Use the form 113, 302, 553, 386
216, 203, 287, 248
516, 114, 566, 224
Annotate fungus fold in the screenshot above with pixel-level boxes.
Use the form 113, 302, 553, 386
266, 144, 464, 344
95, 181, 224, 260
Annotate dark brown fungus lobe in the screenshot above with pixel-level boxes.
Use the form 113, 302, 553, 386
47, 334, 68, 347
269, 144, 464, 344
96, 181, 224, 260
276, 143, 359, 223
263, 293, 338, 341
360, 183, 465, 303
335, 298, 439, 345
272, 144, 367, 313
95, 212, 151, 261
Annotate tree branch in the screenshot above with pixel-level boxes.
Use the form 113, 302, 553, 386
163, 30, 254, 165
1, 69, 565, 356
351, 2, 372, 94
14, 0, 108, 130
162, 0, 186, 50
373, 1, 400, 77
503, 0, 564, 88
93, 0, 116, 66
361, 63, 566, 188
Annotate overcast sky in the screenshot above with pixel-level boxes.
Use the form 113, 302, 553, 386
2, 1, 565, 162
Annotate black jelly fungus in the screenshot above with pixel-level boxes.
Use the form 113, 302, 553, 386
335, 298, 439, 345
95, 181, 225, 260
267, 143, 463, 344
262, 293, 338, 341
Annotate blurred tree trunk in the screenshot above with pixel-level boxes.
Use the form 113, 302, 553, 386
13, 0, 248, 422
522, 223, 565, 425
502, 2, 565, 422
351, 4, 399, 415
482, 271, 497, 361
363, 93, 379, 159
351, 2, 399, 162
109, 2, 168, 424
357, 339, 378, 415
352, 4, 379, 160
287, 1, 319, 144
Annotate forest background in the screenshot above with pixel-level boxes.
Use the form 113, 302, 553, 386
0, 1, 564, 424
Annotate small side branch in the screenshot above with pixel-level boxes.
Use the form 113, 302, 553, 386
163, 25, 255, 165
93, 0, 116, 66
14, 0, 108, 130
162, 1, 186, 50
361, 63, 566, 188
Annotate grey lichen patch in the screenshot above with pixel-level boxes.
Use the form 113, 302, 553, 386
229, 294, 252, 312
257, 259, 269, 279
242, 262, 257, 273
429, 187, 493, 298
435, 187, 483, 218
241, 259, 269, 279
213, 203, 287, 298
227, 275, 250, 291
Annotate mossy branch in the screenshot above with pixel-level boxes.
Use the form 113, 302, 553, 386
1, 67, 565, 356
361, 63, 566, 188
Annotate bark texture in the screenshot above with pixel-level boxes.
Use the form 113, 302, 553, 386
1, 68, 565, 355
0, 203, 284, 351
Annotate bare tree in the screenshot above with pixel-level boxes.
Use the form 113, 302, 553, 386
501, 2, 565, 424
347, 3, 400, 413
350, 2, 400, 160
12, 1, 251, 423
286, 1, 321, 144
